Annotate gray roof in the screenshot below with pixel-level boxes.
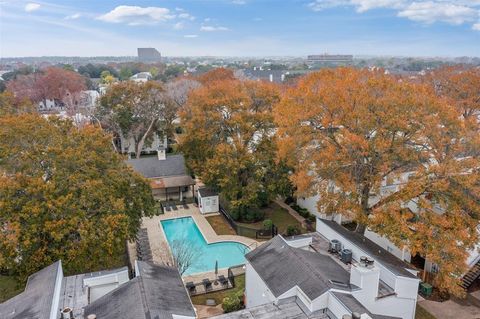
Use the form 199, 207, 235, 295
0, 261, 61, 319
332, 292, 400, 319
211, 297, 328, 319
198, 187, 218, 197
246, 236, 354, 300
126, 154, 187, 178
320, 220, 417, 278
83, 261, 195, 319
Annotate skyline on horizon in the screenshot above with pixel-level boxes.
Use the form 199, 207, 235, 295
1, 0, 479, 58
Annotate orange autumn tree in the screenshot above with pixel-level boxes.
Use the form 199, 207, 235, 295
0, 114, 155, 279
179, 76, 290, 221
274, 68, 479, 296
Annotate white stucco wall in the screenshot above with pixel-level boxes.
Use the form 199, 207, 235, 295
49, 261, 64, 319
245, 262, 276, 308
297, 194, 321, 216
83, 268, 130, 303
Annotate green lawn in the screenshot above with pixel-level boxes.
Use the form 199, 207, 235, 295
191, 274, 245, 305
206, 215, 236, 236
0, 275, 23, 303
415, 305, 437, 319
237, 202, 304, 235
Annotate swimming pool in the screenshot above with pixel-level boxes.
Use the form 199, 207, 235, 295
160, 217, 248, 275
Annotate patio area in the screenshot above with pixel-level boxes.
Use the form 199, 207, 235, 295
127, 203, 258, 289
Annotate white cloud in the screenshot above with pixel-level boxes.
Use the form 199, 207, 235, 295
398, 2, 478, 25
174, 22, 184, 30
232, 0, 247, 4
200, 25, 230, 31
24, 3, 40, 12
178, 12, 195, 20
184, 34, 198, 38
473, 22, 480, 30
308, 0, 480, 27
65, 13, 81, 20
98, 5, 175, 25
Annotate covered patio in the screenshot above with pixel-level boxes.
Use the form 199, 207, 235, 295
150, 175, 196, 202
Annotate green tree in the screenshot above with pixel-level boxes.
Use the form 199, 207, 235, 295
0, 114, 155, 279
97, 81, 176, 157
119, 67, 133, 81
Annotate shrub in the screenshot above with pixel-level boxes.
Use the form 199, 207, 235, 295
175, 126, 183, 134
285, 196, 295, 205
244, 209, 265, 222
263, 219, 273, 230
222, 291, 244, 313
286, 225, 300, 236
256, 191, 270, 208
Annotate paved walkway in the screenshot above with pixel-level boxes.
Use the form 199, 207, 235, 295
137, 203, 259, 270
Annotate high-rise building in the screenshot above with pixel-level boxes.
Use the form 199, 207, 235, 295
137, 48, 162, 63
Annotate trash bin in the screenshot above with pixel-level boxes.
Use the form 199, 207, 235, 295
419, 282, 433, 297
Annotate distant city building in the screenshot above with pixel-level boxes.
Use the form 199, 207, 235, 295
307, 54, 353, 65
137, 48, 162, 63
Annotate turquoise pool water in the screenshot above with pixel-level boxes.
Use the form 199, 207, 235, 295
160, 217, 248, 275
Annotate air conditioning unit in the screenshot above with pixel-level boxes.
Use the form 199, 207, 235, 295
329, 239, 342, 253
341, 249, 352, 264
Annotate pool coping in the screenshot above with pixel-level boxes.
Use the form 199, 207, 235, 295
137, 204, 259, 275
159, 216, 251, 276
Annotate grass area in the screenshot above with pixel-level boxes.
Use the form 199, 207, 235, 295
0, 275, 23, 303
206, 215, 236, 236
237, 202, 304, 235
191, 274, 245, 305
415, 304, 437, 319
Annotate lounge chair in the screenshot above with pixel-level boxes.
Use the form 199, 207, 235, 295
171, 203, 178, 211
202, 279, 212, 291
186, 282, 196, 294
218, 275, 229, 287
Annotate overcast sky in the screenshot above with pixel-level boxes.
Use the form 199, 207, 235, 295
1, 0, 479, 57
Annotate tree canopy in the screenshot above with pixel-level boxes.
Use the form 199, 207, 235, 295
0, 114, 155, 279
6, 67, 86, 113
274, 67, 479, 296
179, 75, 291, 220
97, 81, 175, 157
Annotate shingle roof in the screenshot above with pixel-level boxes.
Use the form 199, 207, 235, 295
198, 187, 217, 197
126, 154, 187, 179
320, 220, 417, 278
332, 292, 401, 319
83, 261, 195, 319
0, 261, 61, 319
246, 236, 354, 300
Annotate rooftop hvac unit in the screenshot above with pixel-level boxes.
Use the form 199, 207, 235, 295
60, 307, 73, 319
341, 249, 352, 264
329, 239, 342, 253
352, 312, 361, 319
359, 256, 375, 268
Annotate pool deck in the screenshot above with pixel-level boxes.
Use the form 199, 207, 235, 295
128, 204, 259, 276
